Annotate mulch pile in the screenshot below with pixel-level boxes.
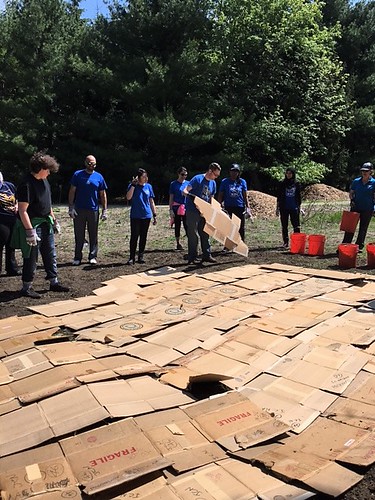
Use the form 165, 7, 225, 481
247, 184, 348, 219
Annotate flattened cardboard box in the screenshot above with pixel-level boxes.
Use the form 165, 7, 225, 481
182, 392, 290, 452
135, 408, 227, 473
0, 443, 81, 499
59, 419, 171, 494
0, 403, 53, 457
87, 376, 194, 417
39, 385, 109, 436
2, 348, 52, 381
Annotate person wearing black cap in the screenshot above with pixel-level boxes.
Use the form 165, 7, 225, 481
276, 167, 302, 248
342, 162, 375, 251
218, 163, 251, 243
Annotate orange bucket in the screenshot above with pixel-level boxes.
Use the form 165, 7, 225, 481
290, 233, 307, 254
340, 211, 360, 232
308, 234, 326, 256
338, 243, 358, 269
367, 243, 375, 269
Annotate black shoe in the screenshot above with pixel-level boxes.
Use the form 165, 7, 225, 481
138, 258, 145, 264
127, 259, 134, 265
202, 256, 217, 263
50, 283, 69, 293
21, 288, 41, 299
176, 243, 183, 251
187, 258, 202, 265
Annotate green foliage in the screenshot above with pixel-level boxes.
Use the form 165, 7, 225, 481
261, 153, 329, 185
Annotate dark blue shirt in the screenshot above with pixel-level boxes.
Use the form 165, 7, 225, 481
70, 170, 107, 211
169, 179, 189, 205
127, 183, 155, 219
186, 174, 217, 213
219, 178, 247, 208
351, 177, 375, 211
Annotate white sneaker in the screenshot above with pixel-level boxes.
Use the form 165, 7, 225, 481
89, 258, 97, 265
72, 260, 81, 266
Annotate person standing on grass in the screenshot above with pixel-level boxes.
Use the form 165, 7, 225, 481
169, 167, 189, 251
183, 162, 221, 265
11, 152, 69, 299
126, 168, 157, 265
217, 163, 251, 245
68, 155, 108, 266
342, 162, 375, 251
0, 171, 19, 276
276, 167, 302, 249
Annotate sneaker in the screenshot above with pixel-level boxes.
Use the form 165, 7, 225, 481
202, 255, 217, 263
89, 258, 97, 265
50, 283, 70, 293
21, 288, 41, 299
221, 248, 229, 254
127, 259, 134, 265
187, 258, 202, 265
72, 259, 81, 266
138, 258, 146, 264
176, 243, 183, 251
282, 243, 289, 249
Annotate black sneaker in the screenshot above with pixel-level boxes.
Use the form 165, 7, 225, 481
137, 258, 145, 264
187, 258, 202, 265
127, 259, 134, 265
21, 288, 41, 299
50, 283, 69, 292
176, 243, 183, 251
202, 255, 217, 263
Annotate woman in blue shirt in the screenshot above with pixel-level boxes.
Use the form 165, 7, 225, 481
342, 162, 375, 250
276, 167, 302, 248
169, 167, 189, 251
218, 164, 250, 242
126, 169, 157, 265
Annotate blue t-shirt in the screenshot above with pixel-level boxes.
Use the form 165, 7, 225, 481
351, 177, 375, 211
127, 183, 155, 219
186, 174, 217, 213
70, 170, 108, 210
219, 178, 247, 208
284, 185, 298, 210
169, 179, 189, 205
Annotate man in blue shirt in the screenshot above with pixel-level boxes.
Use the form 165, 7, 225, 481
68, 155, 108, 265
342, 162, 375, 250
183, 162, 221, 265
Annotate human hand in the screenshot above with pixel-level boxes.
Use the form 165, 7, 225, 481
53, 220, 61, 234
100, 209, 108, 221
169, 208, 175, 219
131, 177, 138, 186
68, 206, 78, 219
153, 214, 157, 226
300, 208, 306, 216
25, 228, 40, 246
244, 207, 253, 220
276, 208, 280, 217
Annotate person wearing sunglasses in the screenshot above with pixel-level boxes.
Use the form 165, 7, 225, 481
169, 167, 189, 251
68, 155, 108, 266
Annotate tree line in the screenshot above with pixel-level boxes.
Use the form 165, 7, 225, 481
0, 0, 374, 201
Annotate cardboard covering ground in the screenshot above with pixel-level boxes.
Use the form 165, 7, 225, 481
1, 264, 375, 498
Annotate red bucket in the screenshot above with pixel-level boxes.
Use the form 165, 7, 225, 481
338, 243, 358, 269
290, 233, 307, 255
308, 234, 326, 256
367, 243, 375, 269
340, 211, 360, 232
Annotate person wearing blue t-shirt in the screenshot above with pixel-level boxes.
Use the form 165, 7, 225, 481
276, 167, 302, 248
68, 155, 108, 266
0, 171, 19, 276
342, 162, 375, 250
126, 168, 157, 265
169, 167, 189, 251
183, 162, 221, 265
218, 163, 251, 242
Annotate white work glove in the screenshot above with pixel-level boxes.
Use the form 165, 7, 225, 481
25, 228, 40, 246
300, 208, 306, 217
169, 208, 175, 219
100, 209, 108, 221
68, 206, 78, 219
53, 219, 61, 234
244, 207, 253, 220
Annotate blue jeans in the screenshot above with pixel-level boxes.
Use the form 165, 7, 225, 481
186, 210, 211, 261
22, 222, 57, 283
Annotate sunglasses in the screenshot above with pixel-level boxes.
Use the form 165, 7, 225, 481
180, 173, 188, 176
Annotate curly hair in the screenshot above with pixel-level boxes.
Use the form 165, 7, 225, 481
29, 151, 59, 174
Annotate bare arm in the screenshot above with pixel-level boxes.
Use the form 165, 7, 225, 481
18, 202, 33, 230
126, 185, 135, 201
100, 190, 107, 210
182, 184, 192, 196
169, 193, 174, 209
217, 191, 223, 204
68, 185, 76, 206
150, 197, 157, 216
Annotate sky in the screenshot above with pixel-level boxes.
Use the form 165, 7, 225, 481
0, 0, 110, 19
